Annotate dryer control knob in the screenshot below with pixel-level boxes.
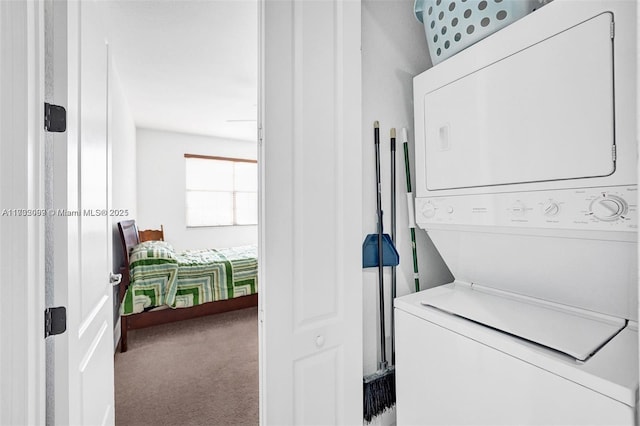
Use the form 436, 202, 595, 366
589, 195, 627, 221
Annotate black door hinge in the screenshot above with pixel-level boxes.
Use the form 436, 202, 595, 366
44, 306, 67, 338
44, 102, 66, 132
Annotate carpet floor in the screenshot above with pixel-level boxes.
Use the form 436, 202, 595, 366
114, 307, 259, 426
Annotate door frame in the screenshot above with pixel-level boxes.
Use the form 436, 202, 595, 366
0, 0, 46, 424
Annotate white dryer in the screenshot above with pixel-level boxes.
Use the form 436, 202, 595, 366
396, 0, 638, 424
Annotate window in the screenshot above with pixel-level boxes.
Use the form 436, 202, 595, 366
185, 154, 257, 227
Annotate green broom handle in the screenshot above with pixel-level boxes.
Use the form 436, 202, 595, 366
402, 129, 420, 293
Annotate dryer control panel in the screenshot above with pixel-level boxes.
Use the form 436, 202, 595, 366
415, 185, 637, 232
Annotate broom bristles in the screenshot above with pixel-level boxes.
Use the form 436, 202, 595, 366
363, 368, 395, 423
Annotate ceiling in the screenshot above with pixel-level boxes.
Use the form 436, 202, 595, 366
105, 0, 258, 141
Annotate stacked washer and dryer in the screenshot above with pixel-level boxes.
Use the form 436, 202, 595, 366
396, 0, 638, 424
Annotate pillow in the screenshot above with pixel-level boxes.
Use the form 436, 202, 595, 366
124, 240, 179, 314
129, 240, 176, 265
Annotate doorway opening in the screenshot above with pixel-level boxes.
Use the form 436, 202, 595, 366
105, 1, 260, 424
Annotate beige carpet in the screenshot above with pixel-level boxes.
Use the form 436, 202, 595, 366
114, 308, 259, 426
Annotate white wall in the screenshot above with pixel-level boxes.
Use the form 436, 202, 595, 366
110, 59, 137, 273
109, 58, 137, 336
361, 0, 453, 422
136, 127, 257, 251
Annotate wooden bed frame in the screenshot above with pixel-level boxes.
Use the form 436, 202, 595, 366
138, 224, 164, 242
117, 220, 258, 352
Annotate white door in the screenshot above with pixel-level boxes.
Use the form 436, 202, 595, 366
49, 0, 115, 424
260, 0, 363, 424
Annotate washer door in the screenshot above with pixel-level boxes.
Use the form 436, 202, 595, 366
420, 283, 625, 362
423, 13, 615, 191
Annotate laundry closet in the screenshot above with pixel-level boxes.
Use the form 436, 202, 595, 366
362, 0, 638, 425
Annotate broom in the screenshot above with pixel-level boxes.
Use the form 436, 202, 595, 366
363, 122, 395, 422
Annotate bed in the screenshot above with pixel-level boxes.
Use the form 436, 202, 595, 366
117, 220, 258, 352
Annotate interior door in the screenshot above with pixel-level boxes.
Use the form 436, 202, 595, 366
49, 0, 115, 424
260, 0, 362, 424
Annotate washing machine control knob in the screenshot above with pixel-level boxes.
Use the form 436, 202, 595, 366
542, 201, 560, 217
589, 195, 627, 221
510, 201, 526, 217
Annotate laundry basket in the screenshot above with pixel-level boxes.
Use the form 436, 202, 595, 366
415, 0, 552, 65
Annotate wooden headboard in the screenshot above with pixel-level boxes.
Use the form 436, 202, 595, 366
139, 225, 164, 242
118, 220, 140, 266
117, 220, 140, 303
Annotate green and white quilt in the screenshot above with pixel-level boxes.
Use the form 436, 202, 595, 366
121, 241, 258, 315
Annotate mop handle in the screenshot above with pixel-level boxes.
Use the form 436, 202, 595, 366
374, 122, 383, 238
375, 123, 383, 236
390, 128, 397, 367
374, 121, 387, 369
402, 129, 420, 293
390, 128, 396, 243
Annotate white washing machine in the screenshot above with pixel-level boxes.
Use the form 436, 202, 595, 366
396, 0, 638, 424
